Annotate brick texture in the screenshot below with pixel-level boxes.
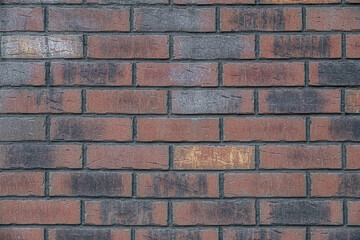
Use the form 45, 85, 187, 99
0, 0, 357, 236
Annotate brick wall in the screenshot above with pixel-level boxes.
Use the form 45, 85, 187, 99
0, 0, 359, 239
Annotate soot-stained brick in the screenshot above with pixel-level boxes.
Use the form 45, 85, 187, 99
311, 228, 360, 240
55, 229, 111, 240
315, 62, 360, 86
329, 117, 360, 141
136, 229, 212, 240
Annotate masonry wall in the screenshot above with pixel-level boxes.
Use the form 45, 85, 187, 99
0, 0, 359, 239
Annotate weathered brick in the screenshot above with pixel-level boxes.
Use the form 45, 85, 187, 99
346, 145, 360, 169
258, 89, 340, 114
0, 172, 44, 196
86, 90, 167, 114
172, 90, 254, 114
224, 117, 306, 141
137, 118, 219, 142
88, 0, 167, 3
1, 35, 83, 59
5, 0, 81, 3
51, 62, 132, 86
260, 34, 341, 59
309, 61, 360, 86
348, 201, 360, 225
223, 228, 306, 240
0, 89, 81, 113
50, 172, 132, 197
223, 62, 304, 87
137, 173, 219, 198
49, 8, 130, 32
311, 117, 360, 141
0, 8, 43, 31
0, 200, 80, 224
225, 173, 306, 197
260, 200, 343, 225
0, 117, 45, 141
136, 229, 218, 240
0, 62, 45, 86
174, 0, 254, 4
85, 200, 167, 225
87, 145, 168, 170
311, 228, 360, 240
221, 8, 302, 32
174, 35, 255, 59
134, 7, 215, 32
307, 7, 360, 31
259, 0, 339, 3
0, 144, 82, 169
173, 145, 255, 170
137, 62, 218, 87
346, 35, 360, 58
51, 117, 132, 141
88, 35, 169, 59
49, 229, 131, 240
173, 200, 255, 225
260, 145, 341, 169
0, 228, 44, 240
311, 173, 360, 197
345, 90, 360, 113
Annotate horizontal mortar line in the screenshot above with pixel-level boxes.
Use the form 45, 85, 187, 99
0, 169, 356, 172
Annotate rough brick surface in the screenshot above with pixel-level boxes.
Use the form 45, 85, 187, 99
1, 0, 357, 236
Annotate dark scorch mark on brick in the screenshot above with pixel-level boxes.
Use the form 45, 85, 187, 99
265, 90, 325, 113
141, 229, 203, 240
55, 229, 111, 240
267, 201, 332, 225
317, 62, 360, 86
233, 229, 282, 240
329, 117, 360, 141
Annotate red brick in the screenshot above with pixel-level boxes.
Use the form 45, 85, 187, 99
173, 200, 255, 225
87, 145, 168, 170
173, 145, 255, 170
0, 89, 81, 113
172, 90, 254, 114
0, 117, 45, 141
136, 229, 218, 240
0, 62, 45, 86
260, 200, 343, 225
49, 8, 129, 32
311, 173, 360, 197
345, 90, 360, 113
259, 0, 339, 3
223, 62, 304, 87
258, 89, 340, 114
223, 228, 306, 240
174, 35, 255, 59
174, 0, 254, 4
51, 117, 132, 142
224, 117, 306, 142
51, 62, 132, 86
221, 8, 302, 32
348, 201, 360, 225
137, 118, 219, 142
0, 172, 44, 196
0, 8, 43, 31
136, 62, 218, 87
137, 173, 219, 198
50, 172, 132, 197
0, 228, 44, 240
134, 7, 215, 32
49, 229, 131, 240
86, 90, 167, 114
346, 35, 360, 58
0, 144, 82, 169
88, 35, 169, 59
1, 35, 83, 59
311, 117, 360, 141
85, 200, 167, 226
347, 145, 360, 169
311, 228, 360, 240
307, 8, 360, 31
309, 61, 360, 86
5, 0, 81, 3
0, 200, 80, 224
260, 145, 341, 169
260, 34, 342, 59
88, 0, 167, 3
225, 173, 306, 197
